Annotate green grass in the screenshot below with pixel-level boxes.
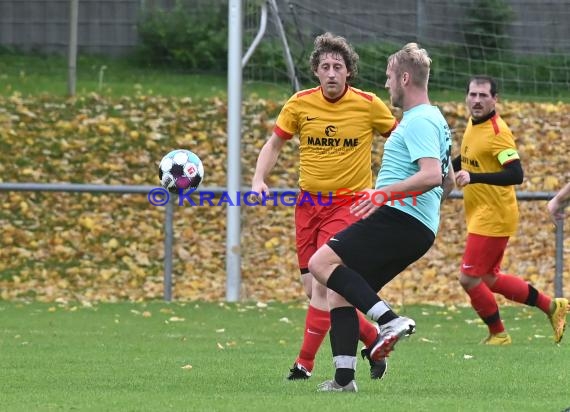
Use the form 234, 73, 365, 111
0, 53, 291, 100
0, 301, 568, 412
1, 53, 565, 102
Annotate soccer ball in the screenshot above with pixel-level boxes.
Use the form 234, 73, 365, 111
158, 149, 204, 193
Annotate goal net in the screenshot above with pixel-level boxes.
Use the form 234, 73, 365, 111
243, 0, 570, 100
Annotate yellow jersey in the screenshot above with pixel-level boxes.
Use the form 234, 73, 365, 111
274, 86, 396, 194
460, 113, 519, 236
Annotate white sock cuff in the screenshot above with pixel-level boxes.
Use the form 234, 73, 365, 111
333, 355, 357, 370
366, 300, 391, 321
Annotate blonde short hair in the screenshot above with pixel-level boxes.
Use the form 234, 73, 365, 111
387, 43, 431, 88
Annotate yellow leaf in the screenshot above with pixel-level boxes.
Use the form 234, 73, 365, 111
106, 238, 119, 249
97, 125, 113, 135
543, 176, 559, 191
79, 216, 96, 230
100, 269, 114, 280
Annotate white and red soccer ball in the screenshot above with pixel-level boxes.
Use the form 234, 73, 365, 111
158, 149, 204, 193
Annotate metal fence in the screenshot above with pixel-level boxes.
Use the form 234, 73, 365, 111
0, 182, 565, 301
1, 0, 569, 55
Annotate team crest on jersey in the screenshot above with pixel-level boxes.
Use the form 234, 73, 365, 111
325, 125, 337, 136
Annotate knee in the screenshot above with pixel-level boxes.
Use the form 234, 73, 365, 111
459, 272, 479, 290
309, 258, 329, 287
482, 274, 498, 289
308, 251, 330, 283
307, 253, 322, 279
458, 274, 470, 290
308, 246, 341, 285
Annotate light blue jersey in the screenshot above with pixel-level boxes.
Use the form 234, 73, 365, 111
375, 104, 451, 235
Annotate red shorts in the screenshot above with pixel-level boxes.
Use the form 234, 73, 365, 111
461, 233, 509, 276
295, 191, 358, 273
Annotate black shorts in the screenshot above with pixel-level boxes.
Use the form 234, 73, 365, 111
327, 206, 435, 292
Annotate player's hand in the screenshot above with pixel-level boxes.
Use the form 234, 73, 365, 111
350, 188, 379, 219
250, 179, 269, 202
455, 170, 471, 188
547, 197, 566, 225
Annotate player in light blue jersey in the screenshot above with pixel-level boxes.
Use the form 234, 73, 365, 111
376, 103, 452, 234
308, 43, 455, 392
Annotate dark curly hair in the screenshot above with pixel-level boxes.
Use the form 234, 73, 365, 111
309, 32, 359, 83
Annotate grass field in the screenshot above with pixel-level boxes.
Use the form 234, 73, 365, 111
1, 301, 568, 412
0, 53, 292, 100
1, 51, 569, 412
0, 52, 543, 102
6, 53, 569, 103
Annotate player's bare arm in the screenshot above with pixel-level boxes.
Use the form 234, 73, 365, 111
548, 182, 570, 223
251, 133, 286, 196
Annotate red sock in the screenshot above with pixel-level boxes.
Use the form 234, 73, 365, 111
491, 273, 552, 314
534, 294, 552, 314
357, 310, 378, 347
296, 305, 330, 372
467, 282, 504, 334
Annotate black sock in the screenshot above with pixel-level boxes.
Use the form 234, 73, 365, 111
326, 265, 380, 313
524, 284, 539, 306
335, 368, 354, 386
330, 307, 358, 386
330, 307, 359, 356
378, 310, 398, 325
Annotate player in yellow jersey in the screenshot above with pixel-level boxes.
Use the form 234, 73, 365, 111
453, 75, 568, 345
251, 32, 397, 380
